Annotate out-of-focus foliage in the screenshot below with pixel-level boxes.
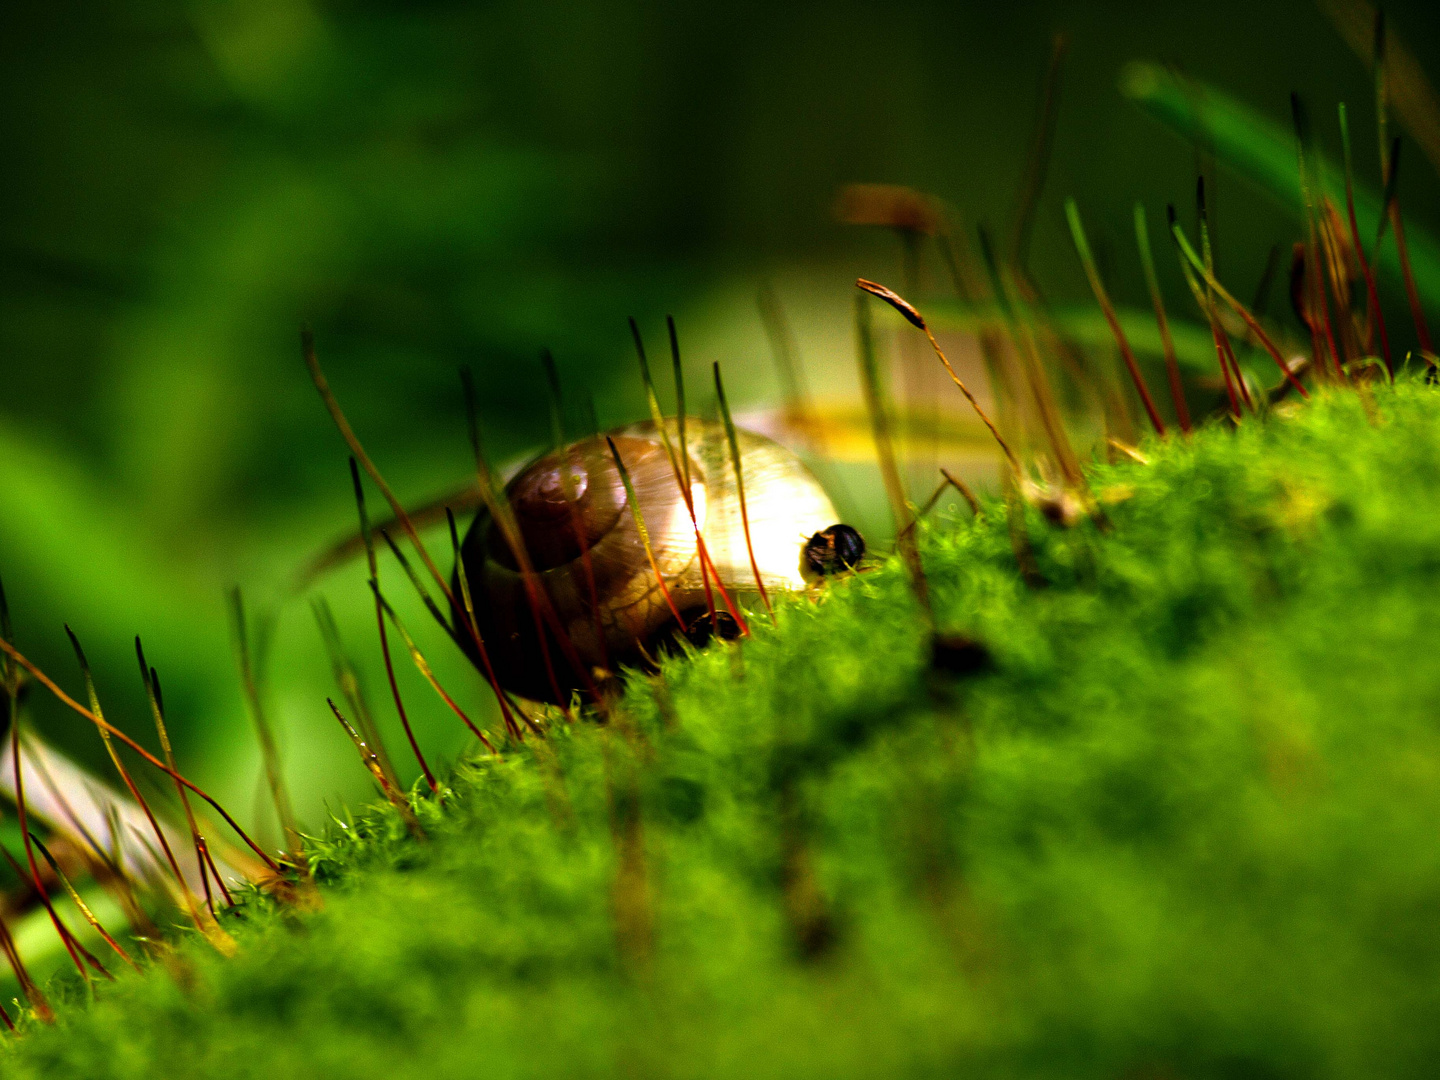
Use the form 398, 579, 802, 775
2, 0, 1439, 826
10, 379, 1440, 1076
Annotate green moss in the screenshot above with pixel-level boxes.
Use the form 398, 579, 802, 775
8, 381, 1440, 1078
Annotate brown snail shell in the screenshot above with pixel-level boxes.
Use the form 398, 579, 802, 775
453, 418, 841, 702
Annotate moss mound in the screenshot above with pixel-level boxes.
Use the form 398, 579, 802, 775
7, 382, 1440, 1078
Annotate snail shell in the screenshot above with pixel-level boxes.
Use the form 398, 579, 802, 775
453, 418, 840, 701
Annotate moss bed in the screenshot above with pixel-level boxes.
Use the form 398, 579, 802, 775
6, 380, 1440, 1078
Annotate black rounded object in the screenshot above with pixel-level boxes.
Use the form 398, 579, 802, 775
803, 524, 866, 577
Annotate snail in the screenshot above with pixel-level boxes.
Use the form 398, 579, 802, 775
452, 418, 863, 702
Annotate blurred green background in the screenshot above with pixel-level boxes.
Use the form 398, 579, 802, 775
2, 0, 1438, 842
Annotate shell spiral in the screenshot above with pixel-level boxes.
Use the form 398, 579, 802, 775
454, 419, 838, 702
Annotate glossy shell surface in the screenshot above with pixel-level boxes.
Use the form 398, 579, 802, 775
455, 418, 836, 700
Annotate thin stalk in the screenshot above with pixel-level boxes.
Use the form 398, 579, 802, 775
855, 278, 1021, 473
313, 533, 398, 783
447, 501, 564, 718
712, 362, 773, 619
1200, 190, 1251, 410
1340, 104, 1390, 371
1374, 15, 1432, 354
228, 589, 306, 877
631, 319, 747, 636
1292, 93, 1343, 379
1217, 328, 1255, 412
136, 647, 217, 920
302, 330, 518, 738
0, 827, 100, 984
199, 837, 235, 909
565, 448, 609, 675
606, 437, 691, 630
294, 482, 484, 593
1198, 183, 1255, 412
369, 583, 496, 754
669, 319, 743, 633
898, 477, 953, 541
29, 834, 140, 973
1134, 203, 1192, 431
540, 348, 566, 448
1380, 138, 1434, 354
632, 318, 716, 626
1289, 236, 1329, 386
0, 636, 279, 873
1320, 201, 1364, 366
378, 529, 463, 651
1251, 243, 1283, 321
64, 628, 222, 915
856, 293, 930, 618
669, 318, 692, 501
539, 369, 609, 674
24, 738, 133, 893
1, 593, 97, 984
545, 393, 612, 696
450, 498, 569, 720
460, 371, 600, 711
1064, 199, 1166, 435
6, 743, 92, 984
311, 598, 402, 791
327, 699, 423, 838
1009, 33, 1068, 276
0, 911, 51, 1023
1169, 209, 1310, 397
350, 459, 437, 793
940, 468, 984, 516
1171, 222, 1242, 417
976, 227, 1085, 487
94, 803, 166, 941
896, 468, 982, 542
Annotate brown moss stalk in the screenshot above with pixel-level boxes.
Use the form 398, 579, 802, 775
228, 589, 307, 880
1064, 199, 1166, 435
349, 460, 438, 793
302, 330, 520, 740
712, 362, 773, 619
0, 635, 280, 874
1134, 203, 1192, 432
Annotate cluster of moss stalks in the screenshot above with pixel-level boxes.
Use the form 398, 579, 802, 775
6, 379, 1440, 1078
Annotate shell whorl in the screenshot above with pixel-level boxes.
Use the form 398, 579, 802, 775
454, 419, 837, 701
